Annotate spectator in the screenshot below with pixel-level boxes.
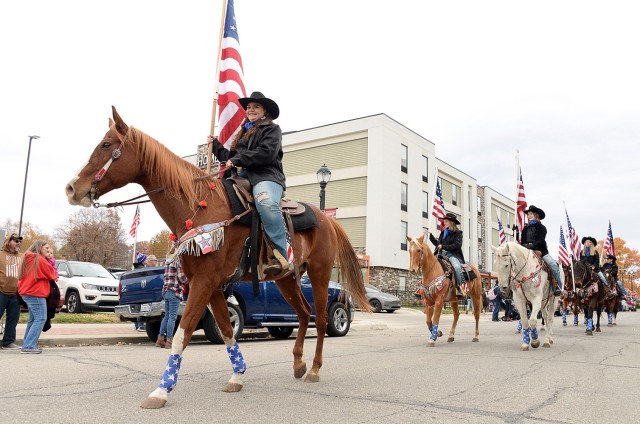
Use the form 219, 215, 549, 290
144, 255, 158, 267
156, 260, 188, 349
503, 296, 513, 321
0, 233, 24, 350
490, 284, 503, 322
18, 240, 58, 354
133, 252, 148, 332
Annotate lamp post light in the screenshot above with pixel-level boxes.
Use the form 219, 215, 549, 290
316, 163, 331, 211
18, 135, 40, 237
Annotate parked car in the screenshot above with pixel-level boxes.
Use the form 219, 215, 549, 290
55, 260, 119, 313
115, 267, 354, 343
363, 284, 401, 313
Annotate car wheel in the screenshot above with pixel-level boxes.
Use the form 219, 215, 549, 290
370, 299, 382, 313
145, 320, 161, 342
385, 309, 397, 313
203, 304, 244, 344
267, 326, 294, 339
65, 291, 83, 314
326, 302, 350, 337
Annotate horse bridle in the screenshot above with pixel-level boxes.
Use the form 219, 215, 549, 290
89, 126, 128, 205
410, 238, 425, 273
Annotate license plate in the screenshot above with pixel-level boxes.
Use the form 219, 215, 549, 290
140, 303, 151, 313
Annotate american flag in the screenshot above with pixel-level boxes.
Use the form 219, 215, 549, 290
129, 205, 140, 238
602, 220, 615, 257
497, 213, 507, 245
558, 225, 570, 266
432, 178, 446, 224
216, 0, 246, 148
565, 210, 581, 259
515, 165, 528, 235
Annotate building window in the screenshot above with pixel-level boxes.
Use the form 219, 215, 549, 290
468, 187, 471, 211
452, 184, 458, 206
422, 156, 428, 182
401, 221, 408, 251
401, 182, 408, 212
477, 223, 482, 241
422, 191, 429, 218
506, 211, 511, 228
477, 196, 482, 215
399, 276, 407, 292
401, 144, 408, 173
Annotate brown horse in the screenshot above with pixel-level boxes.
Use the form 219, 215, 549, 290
407, 233, 482, 347
65, 107, 370, 408
572, 261, 607, 335
561, 263, 583, 327
600, 271, 620, 328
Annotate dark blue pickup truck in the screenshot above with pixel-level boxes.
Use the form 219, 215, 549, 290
115, 266, 354, 343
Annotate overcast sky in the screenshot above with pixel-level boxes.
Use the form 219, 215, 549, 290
2, 0, 638, 259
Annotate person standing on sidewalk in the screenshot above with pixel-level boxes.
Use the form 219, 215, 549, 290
18, 240, 58, 354
156, 260, 188, 349
0, 233, 24, 350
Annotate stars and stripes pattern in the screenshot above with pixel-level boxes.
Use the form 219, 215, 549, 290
159, 354, 182, 393
129, 205, 140, 238
602, 220, 615, 257
227, 342, 247, 374
558, 225, 570, 266
515, 166, 528, 234
432, 178, 446, 224
217, 0, 247, 148
497, 214, 507, 245
565, 210, 581, 259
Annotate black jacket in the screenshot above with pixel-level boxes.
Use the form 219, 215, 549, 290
581, 251, 601, 272
429, 229, 465, 263
520, 222, 549, 256
602, 262, 619, 280
212, 122, 286, 190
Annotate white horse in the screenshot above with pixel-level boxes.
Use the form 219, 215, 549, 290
491, 242, 560, 351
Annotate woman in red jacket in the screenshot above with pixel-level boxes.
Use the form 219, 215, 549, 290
18, 240, 58, 354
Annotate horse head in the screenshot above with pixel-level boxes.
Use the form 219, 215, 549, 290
406, 234, 424, 273
562, 264, 575, 291
491, 243, 514, 297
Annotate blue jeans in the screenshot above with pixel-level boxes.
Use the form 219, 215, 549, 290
441, 251, 463, 286
596, 271, 608, 286
21, 296, 46, 350
616, 279, 626, 295
542, 254, 563, 290
159, 291, 181, 339
253, 180, 288, 259
134, 318, 145, 330
0, 292, 20, 347
492, 288, 503, 321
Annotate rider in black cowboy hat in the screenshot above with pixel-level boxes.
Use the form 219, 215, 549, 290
520, 205, 563, 296
580, 236, 609, 288
428, 212, 466, 294
602, 254, 627, 296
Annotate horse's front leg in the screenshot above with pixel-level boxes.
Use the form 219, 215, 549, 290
585, 301, 594, 335
562, 299, 568, 326
427, 302, 445, 347
513, 296, 531, 350
595, 305, 603, 332
447, 299, 460, 343
471, 289, 482, 342
527, 297, 543, 349
541, 299, 555, 348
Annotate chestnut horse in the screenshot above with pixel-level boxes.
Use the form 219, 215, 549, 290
561, 263, 583, 327
65, 107, 370, 409
572, 261, 608, 335
600, 271, 620, 328
492, 242, 559, 350
407, 233, 482, 347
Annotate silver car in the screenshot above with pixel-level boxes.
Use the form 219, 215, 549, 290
365, 284, 402, 313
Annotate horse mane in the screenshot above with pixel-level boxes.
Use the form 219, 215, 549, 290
127, 128, 227, 210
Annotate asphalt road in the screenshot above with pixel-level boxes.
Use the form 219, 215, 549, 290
1, 308, 638, 424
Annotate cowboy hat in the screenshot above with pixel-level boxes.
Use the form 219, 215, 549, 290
443, 212, 461, 225
238, 91, 280, 119
581, 236, 597, 246
8, 233, 23, 241
524, 205, 545, 220
606, 254, 616, 261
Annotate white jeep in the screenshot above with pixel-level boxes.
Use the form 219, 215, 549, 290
55, 260, 119, 313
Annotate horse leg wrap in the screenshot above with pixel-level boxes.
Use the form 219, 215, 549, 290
574, 315, 579, 325
531, 327, 538, 340
523, 328, 530, 345
158, 354, 182, 393
587, 318, 593, 331
430, 324, 439, 341
517, 320, 523, 331
562, 312, 567, 323
227, 342, 247, 374
608, 313, 613, 324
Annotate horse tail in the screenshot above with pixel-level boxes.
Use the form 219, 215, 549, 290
329, 218, 372, 313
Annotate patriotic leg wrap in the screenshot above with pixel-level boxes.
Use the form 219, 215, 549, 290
574, 315, 579, 325
587, 318, 593, 331
531, 327, 538, 340
430, 324, 439, 341
562, 311, 567, 324
523, 328, 530, 345
517, 320, 523, 332
227, 343, 247, 374
159, 354, 182, 393
608, 313, 613, 325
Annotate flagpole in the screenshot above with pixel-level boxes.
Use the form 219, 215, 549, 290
427, 165, 439, 235
131, 233, 138, 271
206, 0, 229, 174
514, 150, 520, 242
563, 201, 576, 287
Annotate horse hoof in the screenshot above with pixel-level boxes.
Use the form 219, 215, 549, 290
437, 330, 443, 337
515, 330, 521, 334
573, 323, 578, 326
294, 363, 307, 379
550, 340, 554, 344
140, 397, 167, 409
427, 340, 436, 347
586, 331, 593, 336
531, 339, 540, 349
222, 382, 243, 393
447, 337, 454, 343
613, 323, 617, 326
607, 324, 612, 327
543, 342, 551, 348
563, 322, 567, 326
521, 345, 529, 351
595, 328, 601, 333
472, 337, 479, 342
304, 372, 320, 383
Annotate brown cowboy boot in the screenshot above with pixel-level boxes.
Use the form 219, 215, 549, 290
155, 336, 165, 348
264, 250, 292, 275
165, 338, 173, 349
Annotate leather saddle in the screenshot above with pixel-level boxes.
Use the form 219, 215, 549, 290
229, 176, 305, 216
532, 251, 559, 288
436, 255, 476, 287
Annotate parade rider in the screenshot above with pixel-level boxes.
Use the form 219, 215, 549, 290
580, 236, 609, 287
602, 254, 627, 296
519, 205, 563, 296
428, 212, 465, 294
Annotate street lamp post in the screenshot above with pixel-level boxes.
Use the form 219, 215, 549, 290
316, 164, 331, 211
18, 135, 40, 237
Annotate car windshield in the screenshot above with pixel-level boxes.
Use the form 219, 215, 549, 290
366, 284, 382, 292
68, 262, 114, 278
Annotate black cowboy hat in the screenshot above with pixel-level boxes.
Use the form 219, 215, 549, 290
443, 212, 461, 225
8, 233, 23, 241
524, 205, 545, 220
606, 254, 616, 261
581, 236, 597, 246
238, 91, 280, 120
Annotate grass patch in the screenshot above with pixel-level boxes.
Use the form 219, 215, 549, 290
19, 312, 121, 324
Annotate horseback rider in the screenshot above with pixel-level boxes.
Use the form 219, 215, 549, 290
428, 212, 465, 294
208, 91, 292, 275
580, 236, 609, 288
520, 205, 563, 296
602, 254, 627, 296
